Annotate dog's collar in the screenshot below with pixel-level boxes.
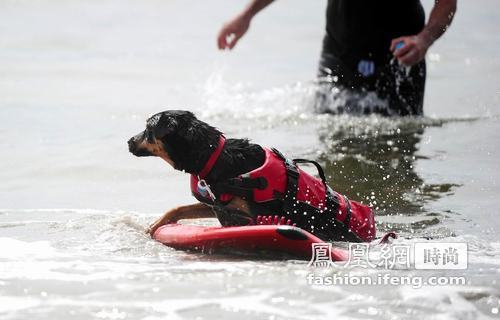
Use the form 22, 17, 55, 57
197, 135, 226, 179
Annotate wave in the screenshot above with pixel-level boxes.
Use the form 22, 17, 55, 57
195, 72, 499, 125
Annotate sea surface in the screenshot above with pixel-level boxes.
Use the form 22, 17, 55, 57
1, 0, 500, 319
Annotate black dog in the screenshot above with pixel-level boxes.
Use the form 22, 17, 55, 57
128, 110, 375, 242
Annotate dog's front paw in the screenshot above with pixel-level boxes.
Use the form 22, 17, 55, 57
147, 221, 165, 238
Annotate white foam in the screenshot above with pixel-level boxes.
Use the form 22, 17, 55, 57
0, 297, 41, 313
0, 238, 59, 260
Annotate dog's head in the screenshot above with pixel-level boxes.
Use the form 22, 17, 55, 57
128, 110, 222, 173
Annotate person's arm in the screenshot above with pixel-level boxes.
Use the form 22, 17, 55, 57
217, 0, 275, 50
390, 0, 457, 66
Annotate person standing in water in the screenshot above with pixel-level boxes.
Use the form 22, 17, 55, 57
217, 0, 457, 116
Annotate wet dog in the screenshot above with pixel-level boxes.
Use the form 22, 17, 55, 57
128, 110, 375, 242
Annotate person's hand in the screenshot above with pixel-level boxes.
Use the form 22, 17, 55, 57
390, 33, 432, 66
217, 13, 251, 50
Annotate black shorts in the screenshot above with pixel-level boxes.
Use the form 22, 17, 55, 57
315, 44, 426, 116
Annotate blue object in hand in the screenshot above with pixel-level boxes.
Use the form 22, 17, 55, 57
357, 59, 375, 77
395, 41, 405, 50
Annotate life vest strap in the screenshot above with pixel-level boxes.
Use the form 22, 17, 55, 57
326, 187, 340, 214
271, 148, 300, 216
212, 177, 267, 200
341, 194, 352, 226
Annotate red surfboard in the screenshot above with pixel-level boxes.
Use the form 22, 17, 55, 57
153, 224, 348, 261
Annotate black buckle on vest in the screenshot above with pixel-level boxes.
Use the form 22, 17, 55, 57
238, 176, 268, 190
325, 187, 340, 212
212, 176, 268, 201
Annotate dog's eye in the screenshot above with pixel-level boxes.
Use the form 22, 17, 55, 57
146, 130, 155, 142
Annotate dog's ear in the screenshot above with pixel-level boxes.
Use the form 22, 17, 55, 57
145, 112, 174, 138
151, 116, 177, 139
147, 110, 197, 139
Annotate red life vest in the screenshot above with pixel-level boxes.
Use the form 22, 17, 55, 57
191, 138, 375, 242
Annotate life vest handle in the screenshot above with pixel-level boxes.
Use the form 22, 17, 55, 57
292, 159, 328, 187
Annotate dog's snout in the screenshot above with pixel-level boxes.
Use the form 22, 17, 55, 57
128, 132, 154, 157
128, 138, 137, 152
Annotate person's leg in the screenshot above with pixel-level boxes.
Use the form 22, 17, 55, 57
375, 59, 426, 116
315, 51, 370, 114
317, 52, 357, 83
315, 35, 356, 113
315, 36, 391, 114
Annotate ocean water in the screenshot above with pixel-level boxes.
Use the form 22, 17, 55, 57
1, 0, 500, 319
